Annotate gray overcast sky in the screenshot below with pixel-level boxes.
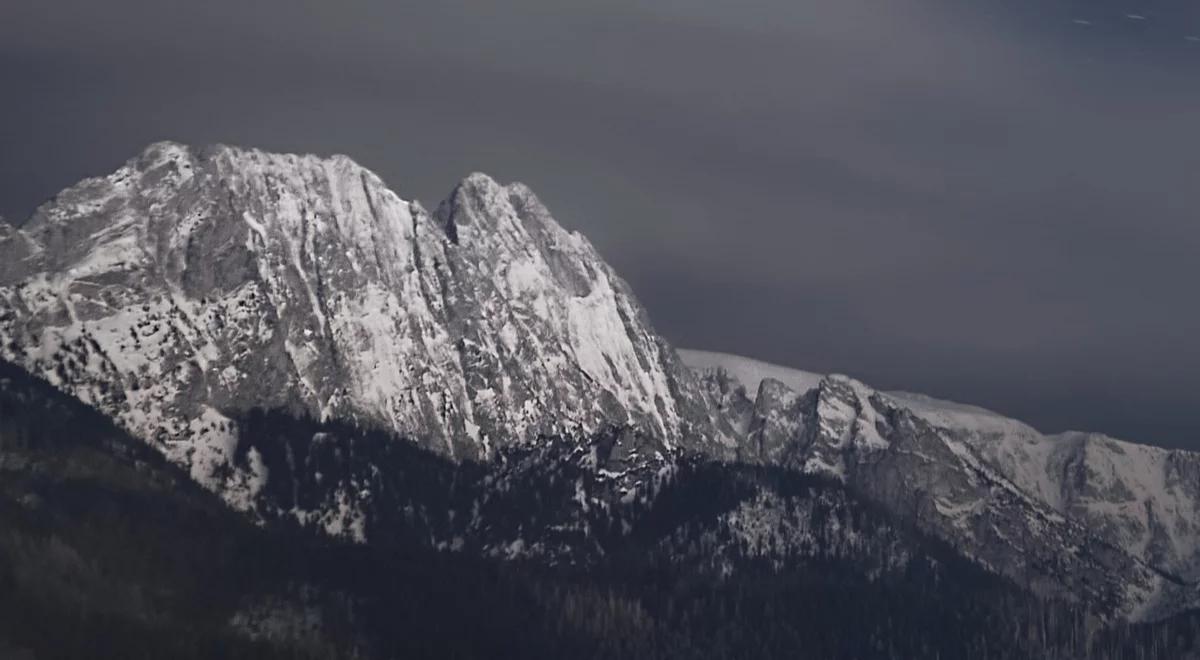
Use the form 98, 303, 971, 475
2, 1, 1199, 447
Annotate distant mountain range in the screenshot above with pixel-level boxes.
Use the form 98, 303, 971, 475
678, 348, 1200, 619
2, 142, 1199, 658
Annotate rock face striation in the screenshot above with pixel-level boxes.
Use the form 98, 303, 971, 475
2, 142, 1199, 622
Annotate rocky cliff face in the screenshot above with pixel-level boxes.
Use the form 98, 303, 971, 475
0, 142, 733, 510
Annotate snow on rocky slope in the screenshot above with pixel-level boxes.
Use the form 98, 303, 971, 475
0, 142, 735, 511
676, 349, 823, 397
885, 388, 1200, 589
680, 349, 1200, 619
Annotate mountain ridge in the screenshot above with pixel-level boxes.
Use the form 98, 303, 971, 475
2, 142, 1199, 624
681, 348, 1200, 618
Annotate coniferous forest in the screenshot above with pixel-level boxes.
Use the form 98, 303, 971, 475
3, 360, 1200, 659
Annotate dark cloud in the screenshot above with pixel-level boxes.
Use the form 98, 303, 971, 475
2, 0, 1198, 447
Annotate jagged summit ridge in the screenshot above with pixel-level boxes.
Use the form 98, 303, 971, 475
0, 142, 733, 508
681, 348, 1200, 619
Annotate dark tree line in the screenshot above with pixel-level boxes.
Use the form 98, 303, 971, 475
3, 359, 1200, 659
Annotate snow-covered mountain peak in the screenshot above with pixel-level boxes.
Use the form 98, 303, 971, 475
436, 169, 592, 264
0, 142, 734, 519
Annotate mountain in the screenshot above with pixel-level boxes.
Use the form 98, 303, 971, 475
682, 347, 1200, 586
0, 142, 734, 525
3, 142, 1200, 648
682, 349, 1200, 620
